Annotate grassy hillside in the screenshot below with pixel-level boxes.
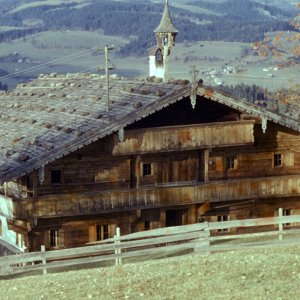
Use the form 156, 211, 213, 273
1, 245, 300, 299
8, 0, 85, 14
0, 30, 139, 88
0, 0, 297, 90
0, 0, 294, 48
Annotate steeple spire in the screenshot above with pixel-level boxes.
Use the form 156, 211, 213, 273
154, 0, 179, 36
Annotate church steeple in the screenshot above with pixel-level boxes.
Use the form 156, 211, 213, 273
154, 0, 179, 48
149, 0, 179, 82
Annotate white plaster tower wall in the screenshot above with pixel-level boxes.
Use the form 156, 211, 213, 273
0, 194, 26, 252
149, 55, 164, 78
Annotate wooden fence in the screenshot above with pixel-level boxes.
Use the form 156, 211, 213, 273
1, 208, 300, 277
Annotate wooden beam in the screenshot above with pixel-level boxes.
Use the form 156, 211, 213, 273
204, 149, 209, 183
136, 155, 141, 189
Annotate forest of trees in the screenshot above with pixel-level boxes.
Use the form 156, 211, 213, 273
219, 83, 300, 118
0, 0, 294, 56
218, 83, 268, 103
188, 0, 294, 20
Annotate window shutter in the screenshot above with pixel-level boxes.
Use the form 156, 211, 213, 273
109, 224, 117, 238
89, 225, 96, 243
215, 157, 224, 172
46, 230, 50, 248
58, 229, 64, 247
285, 153, 294, 167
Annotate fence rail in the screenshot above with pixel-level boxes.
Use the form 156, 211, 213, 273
155, 180, 198, 187
1, 208, 300, 277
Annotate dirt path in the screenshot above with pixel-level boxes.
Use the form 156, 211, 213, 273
1, 245, 300, 299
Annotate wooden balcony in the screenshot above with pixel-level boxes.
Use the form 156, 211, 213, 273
13, 174, 300, 219
113, 121, 254, 155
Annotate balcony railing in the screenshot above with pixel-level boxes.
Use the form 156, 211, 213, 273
12, 174, 300, 219
113, 121, 254, 155
155, 180, 198, 187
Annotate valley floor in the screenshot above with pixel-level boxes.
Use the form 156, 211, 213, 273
1, 245, 300, 299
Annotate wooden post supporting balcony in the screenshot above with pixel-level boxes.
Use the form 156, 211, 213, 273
136, 155, 141, 189
32, 171, 38, 198
188, 205, 197, 224
160, 210, 166, 228
204, 149, 209, 183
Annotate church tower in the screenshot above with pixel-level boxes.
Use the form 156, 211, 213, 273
149, 0, 179, 82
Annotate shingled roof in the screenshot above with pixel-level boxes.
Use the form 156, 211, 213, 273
0, 73, 190, 184
154, 0, 179, 33
0, 72, 299, 184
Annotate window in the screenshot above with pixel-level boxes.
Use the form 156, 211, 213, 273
226, 156, 235, 170
144, 221, 151, 230
143, 163, 152, 176
48, 229, 64, 248
89, 224, 116, 242
49, 229, 58, 247
274, 154, 282, 167
217, 215, 228, 232
51, 170, 62, 184
96, 224, 109, 241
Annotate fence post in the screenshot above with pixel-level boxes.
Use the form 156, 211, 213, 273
205, 226, 211, 254
194, 224, 210, 253
278, 208, 283, 241
114, 227, 122, 266
41, 245, 47, 275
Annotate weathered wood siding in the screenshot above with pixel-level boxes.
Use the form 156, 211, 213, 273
6, 122, 300, 201
28, 209, 162, 251
207, 124, 300, 180
113, 121, 254, 155
36, 137, 131, 193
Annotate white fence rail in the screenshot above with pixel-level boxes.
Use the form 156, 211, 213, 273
1, 208, 300, 277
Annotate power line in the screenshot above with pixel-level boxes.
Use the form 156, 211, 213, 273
0, 22, 144, 82
77, 65, 99, 75
0, 27, 154, 83
0, 46, 100, 81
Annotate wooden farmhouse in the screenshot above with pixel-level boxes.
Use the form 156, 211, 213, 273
1, 0, 300, 254
0, 72, 300, 253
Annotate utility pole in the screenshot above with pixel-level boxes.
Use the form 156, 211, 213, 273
105, 45, 110, 111
190, 65, 199, 86
97, 45, 115, 111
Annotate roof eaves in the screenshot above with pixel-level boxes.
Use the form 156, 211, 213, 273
197, 87, 300, 133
